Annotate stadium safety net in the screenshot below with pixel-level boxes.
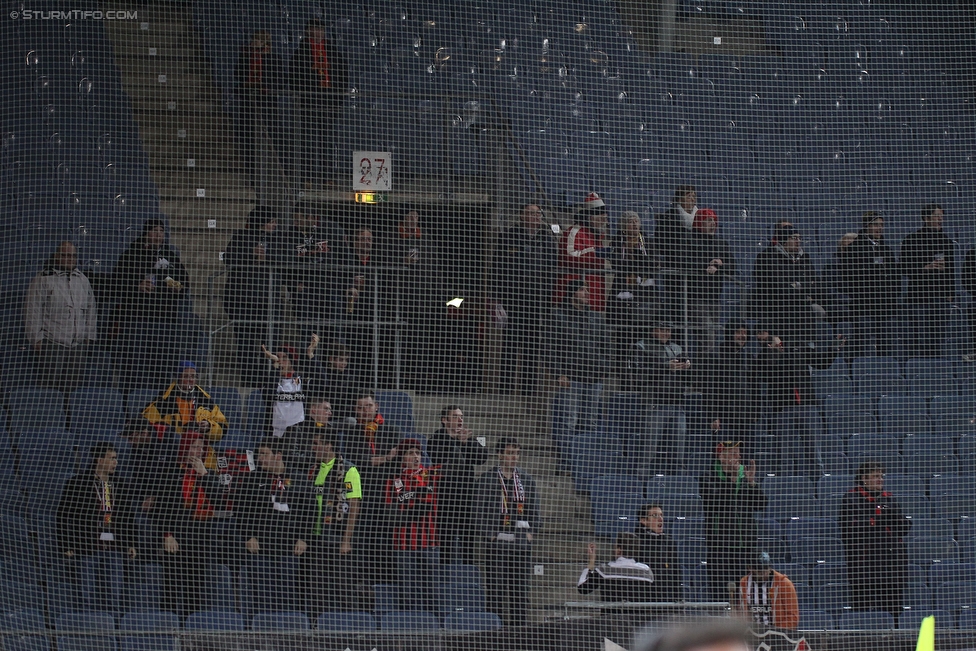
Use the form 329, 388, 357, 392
1, 1, 976, 650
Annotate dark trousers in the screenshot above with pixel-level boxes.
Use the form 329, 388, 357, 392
910, 301, 951, 358
297, 94, 338, 184
850, 310, 894, 359
75, 549, 126, 614
36, 340, 88, 394
236, 91, 282, 186
499, 307, 545, 395
300, 538, 358, 618
706, 548, 750, 603
161, 523, 214, 618
485, 539, 531, 627
438, 505, 479, 566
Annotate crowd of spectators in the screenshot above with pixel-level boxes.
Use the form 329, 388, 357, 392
21, 180, 961, 630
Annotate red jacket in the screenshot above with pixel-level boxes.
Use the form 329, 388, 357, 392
554, 224, 606, 311
385, 466, 438, 551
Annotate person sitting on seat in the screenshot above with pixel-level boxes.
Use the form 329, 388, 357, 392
143, 361, 227, 444
735, 551, 799, 631
577, 532, 654, 602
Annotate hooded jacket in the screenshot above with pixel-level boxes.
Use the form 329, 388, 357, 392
25, 265, 97, 346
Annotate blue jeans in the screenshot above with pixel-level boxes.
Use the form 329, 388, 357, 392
647, 404, 687, 473
552, 381, 604, 462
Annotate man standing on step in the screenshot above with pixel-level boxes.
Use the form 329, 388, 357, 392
479, 437, 542, 627
427, 404, 487, 565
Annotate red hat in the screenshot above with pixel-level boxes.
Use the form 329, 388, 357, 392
582, 192, 605, 209
693, 208, 718, 232
401, 438, 423, 451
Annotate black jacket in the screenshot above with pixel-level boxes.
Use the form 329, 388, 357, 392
235, 469, 309, 554
757, 340, 836, 411
700, 463, 767, 554
690, 231, 736, 306
653, 208, 696, 273
844, 232, 899, 314
491, 226, 557, 315
223, 225, 280, 319
631, 336, 690, 406
113, 239, 189, 322
479, 466, 542, 540
289, 37, 347, 100
550, 305, 608, 384
341, 420, 402, 505
753, 244, 819, 331
702, 340, 759, 428
426, 428, 489, 512
57, 471, 136, 555
900, 226, 955, 304
634, 529, 680, 601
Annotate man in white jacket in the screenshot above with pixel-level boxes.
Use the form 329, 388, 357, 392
25, 241, 97, 393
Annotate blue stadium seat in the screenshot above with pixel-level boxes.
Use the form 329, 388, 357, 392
379, 611, 441, 631
884, 473, 926, 499
375, 390, 417, 436
764, 493, 819, 521
126, 388, 159, 418
244, 389, 266, 440
570, 431, 623, 494
929, 395, 976, 439
239, 556, 299, 618
903, 433, 954, 456
810, 563, 847, 588
675, 536, 706, 567
0, 515, 39, 584
251, 611, 310, 631
785, 517, 840, 543
909, 537, 960, 566
819, 583, 852, 613
817, 475, 855, 500
68, 387, 124, 438
812, 366, 852, 401
605, 393, 647, 472
372, 585, 400, 615
438, 583, 486, 614
437, 564, 483, 585
958, 609, 976, 630
660, 494, 704, 520
184, 610, 245, 631
907, 358, 956, 399
119, 611, 179, 651
0, 607, 49, 651
930, 563, 976, 588
0, 578, 46, 616
670, 517, 704, 540
680, 561, 708, 602
933, 581, 976, 623
646, 475, 700, 499
443, 611, 503, 632
8, 388, 66, 435
878, 395, 931, 440
798, 609, 833, 630
824, 395, 877, 437
592, 475, 643, 538
852, 356, 906, 399
55, 611, 117, 651
122, 563, 162, 614
791, 537, 845, 566
836, 610, 895, 630
316, 611, 377, 632
763, 476, 815, 496
909, 518, 953, 540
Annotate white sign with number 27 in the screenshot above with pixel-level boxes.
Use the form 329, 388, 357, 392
353, 152, 392, 191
